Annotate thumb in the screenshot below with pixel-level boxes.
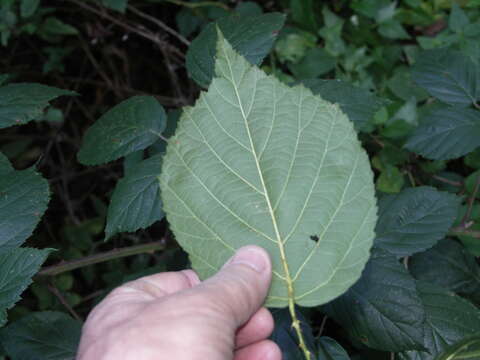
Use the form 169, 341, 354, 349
198, 246, 272, 327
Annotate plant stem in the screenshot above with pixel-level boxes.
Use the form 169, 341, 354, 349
38, 241, 165, 276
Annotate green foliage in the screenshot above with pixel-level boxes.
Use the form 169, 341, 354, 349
324, 250, 426, 352
375, 187, 460, 256
186, 13, 285, 88
77, 96, 166, 165
0, 311, 81, 359
105, 154, 164, 240
160, 33, 377, 308
0, 83, 73, 128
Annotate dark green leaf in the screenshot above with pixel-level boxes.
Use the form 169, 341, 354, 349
235, 2, 263, 17
399, 282, 480, 360
0, 248, 50, 326
0, 165, 50, 250
437, 333, 480, 360
0, 311, 81, 360
324, 250, 426, 352
410, 239, 480, 296
288, 48, 335, 79
317, 337, 351, 360
404, 105, 480, 160
40, 18, 78, 36
20, 0, 39, 18
270, 308, 315, 360
0, 83, 74, 129
102, 0, 127, 13
77, 96, 166, 165
449, 3, 469, 33
376, 164, 404, 193
375, 187, 460, 256
105, 155, 164, 240
186, 13, 285, 87
412, 49, 480, 106
302, 79, 385, 131
290, 0, 318, 32
378, 20, 410, 39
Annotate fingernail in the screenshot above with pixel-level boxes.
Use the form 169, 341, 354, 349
228, 246, 268, 273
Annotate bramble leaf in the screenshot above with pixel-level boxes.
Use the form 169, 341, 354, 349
0, 311, 81, 359
404, 105, 480, 160
0, 160, 50, 250
411, 49, 480, 107
0, 248, 51, 326
160, 33, 377, 307
186, 13, 285, 88
400, 282, 480, 360
0, 83, 74, 129
324, 250, 426, 352
375, 187, 460, 256
105, 155, 164, 240
78, 96, 166, 165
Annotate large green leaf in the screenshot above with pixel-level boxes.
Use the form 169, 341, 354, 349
400, 282, 480, 360
302, 79, 385, 132
105, 155, 164, 240
375, 187, 460, 257
0, 248, 50, 326
410, 239, 480, 297
411, 49, 480, 107
0, 83, 73, 129
0, 163, 50, 250
77, 96, 166, 165
160, 33, 377, 307
404, 105, 480, 160
186, 13, 285, 88
323, 250, 426, 352
0, 311, 81, 360
290, 0, 318, 33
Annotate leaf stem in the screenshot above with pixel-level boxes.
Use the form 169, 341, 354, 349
38, 241, 165, 276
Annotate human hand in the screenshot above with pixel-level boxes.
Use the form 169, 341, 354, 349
76, 246, 281, 360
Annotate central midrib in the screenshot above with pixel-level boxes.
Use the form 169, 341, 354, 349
223, 53, 295, 301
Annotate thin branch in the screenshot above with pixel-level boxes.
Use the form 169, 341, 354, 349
164, 0, 230, 10
47, 283, 82, 321
432, 175, 463, 187
449, 227, 480, 239
38, 241, 166, 277
318, 315, 328, 337
127, 5, 190, 46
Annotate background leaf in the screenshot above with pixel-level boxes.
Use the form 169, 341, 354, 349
409, 239, 480, 297
317, 337, 351, 360
185, 13, 285, 88
77, 96, 166, 165
0, 83, 73, 129
404, 106, 480, 160
324, 250, 426, 352
0, 164, 50, 250
270, 308, 315, 360
101, 0, 128, 13
411, 49, 480, 107
302, 79, 385, 132
399, 282, 480, 360
0, 248, 50, 326
161, 33, 377, 307
0, 311, 81, 360
105, 154, 164, 240
375, 187, 460, 256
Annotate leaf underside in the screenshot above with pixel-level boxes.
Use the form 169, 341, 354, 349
160, 33, 377, 307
